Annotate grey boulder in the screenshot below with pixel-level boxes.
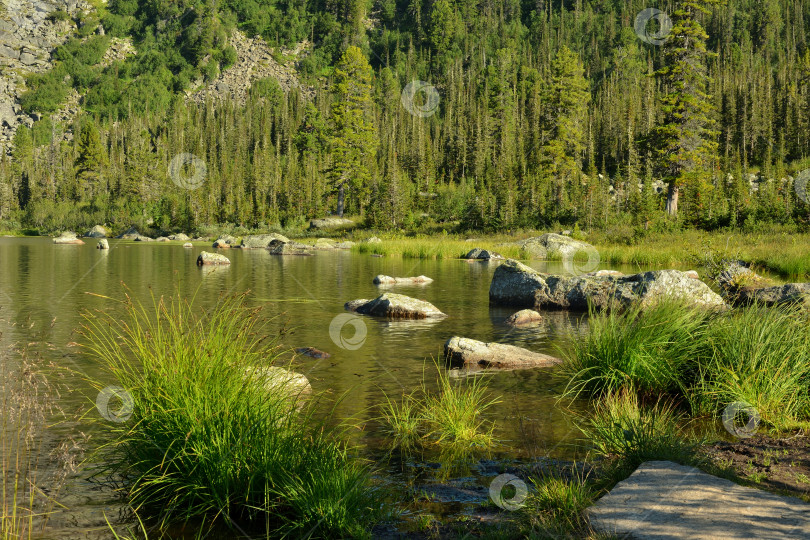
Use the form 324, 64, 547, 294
504, 309, 543, 326
514, 233, 594, 259
84, 225, 107, 238
489, 259, 727, 311
268, 239, 313, 255
464, 248, 503, 260
309, 217, 355, 230
444, 336, 562, 369
53, 231, 84, 245
240, 233, 290, 249
373, 275, 433, 285
345, 293, 446, 319
96, 239, 109, 250
197, 251, 231, 265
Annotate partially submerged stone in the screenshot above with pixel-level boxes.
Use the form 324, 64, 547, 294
243, 366, 312, 405
588, 460, 810, 539
295, 347, 331, 359
197, 251, 231, 265
489, 259, 727, 311
240, 233, 289, 249
53, 231, 84, 245
504, 309, 543, 326
464, 248, 504, 260
345, 293, 446, 319
183, 242, 193, 248
96, 239, 109, 250
444, 336, 561, 369
373, 275, 433, 285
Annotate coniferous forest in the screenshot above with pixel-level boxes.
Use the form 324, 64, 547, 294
3, 0, 810, 234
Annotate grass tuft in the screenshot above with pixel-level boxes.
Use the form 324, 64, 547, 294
81, 288, 383, 537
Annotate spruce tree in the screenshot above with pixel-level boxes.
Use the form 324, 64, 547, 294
652, 0, 720, 217
329, 46, 377, 217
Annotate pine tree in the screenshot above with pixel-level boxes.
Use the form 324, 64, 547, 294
652, 0, 720, 217
329, 46, 378, 217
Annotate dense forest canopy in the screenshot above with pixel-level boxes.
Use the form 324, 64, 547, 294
2, 0, 810, 234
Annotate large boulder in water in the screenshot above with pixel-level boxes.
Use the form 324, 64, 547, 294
464, 248, 503, 260
504, 309, 543, 326
212, 235, 237, 248
309, 217, 355, 230
489, 259, 727, 311
345, 293, 446, 319
513, 233, 594, 259
240, 233, 289, 249
197, 251, 231, 265
444, 336, 562, 369
53, 231, 84, 245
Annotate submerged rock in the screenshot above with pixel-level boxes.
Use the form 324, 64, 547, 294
295, 347, 331, 359
444, 336, 562, 369
183, 242, 193, 248
373, 275, 433, 285
240, 233, 289, 249
243, 366, 311, 402
345, 293, 446, 319
96, 239, 109, 250
504, 309, 543, 326
53, 231, 84, 245
464, 248, 504, 260
489, 259, 727, 311
197, 251, 231, 265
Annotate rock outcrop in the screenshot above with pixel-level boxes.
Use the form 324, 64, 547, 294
345, 293, 446, 319
490, 259, 727, 311
444, 336, 562, 369
116, 226, 142, 240
512, 233, 594, 259
212, 235, 237, 248
734, 283, 810, 307
197, 251, 231, 265
373, 275, 433, 285
240, 233, 289, 249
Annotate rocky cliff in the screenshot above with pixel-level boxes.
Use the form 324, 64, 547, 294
0, 0, 92, 147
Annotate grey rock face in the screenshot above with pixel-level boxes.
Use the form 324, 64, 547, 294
444, 336, 561, 369
345, 293, 446, 319
212, 235, 237, 248
513, 233, 594, 260
735, 283, 810, 307
489, 259, 727, 311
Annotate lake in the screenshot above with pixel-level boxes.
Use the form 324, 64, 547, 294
0, 237, 652, 538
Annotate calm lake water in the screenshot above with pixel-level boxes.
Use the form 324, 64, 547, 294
0, 237, 665, 538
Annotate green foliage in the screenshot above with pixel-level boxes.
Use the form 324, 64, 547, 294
81, 290, 383, 536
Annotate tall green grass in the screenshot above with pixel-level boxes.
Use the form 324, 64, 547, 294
381, 366, 499, 448
563, 301, 711, 398
564, 301, 810, 431
81, 290, 383, 537
353, 237, 526, 259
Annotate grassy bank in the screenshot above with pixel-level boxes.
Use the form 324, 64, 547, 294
82, 290, 383, 537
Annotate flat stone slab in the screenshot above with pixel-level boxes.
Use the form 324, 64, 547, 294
588, 461, 810, 539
